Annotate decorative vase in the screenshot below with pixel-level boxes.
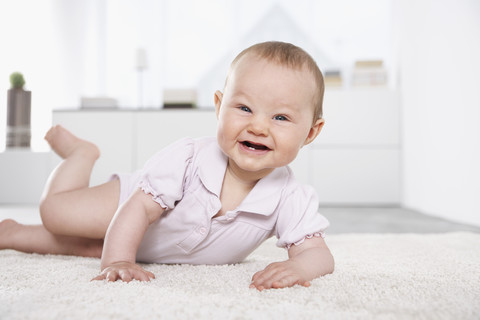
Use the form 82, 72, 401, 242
6, 88, 31, 148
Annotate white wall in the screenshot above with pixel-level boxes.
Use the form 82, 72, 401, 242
0, 0, 107, 152
0, 0, 394, 151
397, 0, 480, 226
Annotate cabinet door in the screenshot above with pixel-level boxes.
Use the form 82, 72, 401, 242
311, 148, 400, 205
318, 89, 400, 146
52, 111, 135, 185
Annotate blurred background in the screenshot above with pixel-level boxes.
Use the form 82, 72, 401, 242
0, 0, 479, 229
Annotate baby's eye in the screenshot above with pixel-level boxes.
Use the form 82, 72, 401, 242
239, 105, 251, 113
274, 115, 288, 121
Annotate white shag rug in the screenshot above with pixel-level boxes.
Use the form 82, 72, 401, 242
1, 232, 479, 320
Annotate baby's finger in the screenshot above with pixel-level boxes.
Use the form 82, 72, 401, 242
136, 269, 155, 281
250, 271, 269, 288
271, 277, 310, 289
144, 269, 155, 280
118, 269, 133, 282
91, 273, 107, 281
251, 269, 264, 283
131, 269, 153, 282
106, 270, 120, 282
251, 263, 282, 283
271, 275, 298, 289
252, 271, 286, 290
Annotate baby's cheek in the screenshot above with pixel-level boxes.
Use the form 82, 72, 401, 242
281, 146, 302, 165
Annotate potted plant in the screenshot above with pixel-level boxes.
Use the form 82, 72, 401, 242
7, 72, 31, 148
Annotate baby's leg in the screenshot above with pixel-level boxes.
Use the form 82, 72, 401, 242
39, 125, 120, 239
0, 219, 102, 257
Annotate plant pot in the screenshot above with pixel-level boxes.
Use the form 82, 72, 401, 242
7, 88, 31, 148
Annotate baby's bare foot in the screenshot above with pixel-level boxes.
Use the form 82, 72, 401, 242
0, 219, 21, 249
45, 125, 100, 160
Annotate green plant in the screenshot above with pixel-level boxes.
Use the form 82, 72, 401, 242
10, 72, 25, 89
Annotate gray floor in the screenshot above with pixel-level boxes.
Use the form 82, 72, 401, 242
321, 206, 480, 234
1, 205, 479, 234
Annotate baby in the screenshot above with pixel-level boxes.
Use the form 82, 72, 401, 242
0, 41, 334, 290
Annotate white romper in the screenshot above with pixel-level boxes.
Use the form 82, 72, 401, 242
113, 137, 329, 265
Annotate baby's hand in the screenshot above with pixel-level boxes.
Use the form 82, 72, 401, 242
250, 260, 310, 291
91, 261, 155, 282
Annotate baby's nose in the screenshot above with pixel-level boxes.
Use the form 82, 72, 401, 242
248, 116, 269, 136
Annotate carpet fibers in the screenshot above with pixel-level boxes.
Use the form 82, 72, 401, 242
1, 232, 479, 319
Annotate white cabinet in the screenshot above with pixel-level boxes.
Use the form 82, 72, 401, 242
311, 149, 400, 204
52, 89, 400, 205
290, 89, 401, 204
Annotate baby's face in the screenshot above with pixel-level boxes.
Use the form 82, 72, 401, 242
215, 54, 324, 179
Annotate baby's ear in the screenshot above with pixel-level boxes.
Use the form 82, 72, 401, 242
214, 91, 223, 118
304, 118, 325, 146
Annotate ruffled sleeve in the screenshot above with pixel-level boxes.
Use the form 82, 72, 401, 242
138, 137, 195, 209
275, 184, 330, 249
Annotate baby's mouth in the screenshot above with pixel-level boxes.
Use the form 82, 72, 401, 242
241, 141, 271, 151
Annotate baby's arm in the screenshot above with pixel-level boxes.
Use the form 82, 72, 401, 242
92, 188, 165, 282
250, 236, 334, 291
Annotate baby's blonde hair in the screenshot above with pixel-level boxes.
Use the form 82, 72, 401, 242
227, 41, 325, 120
